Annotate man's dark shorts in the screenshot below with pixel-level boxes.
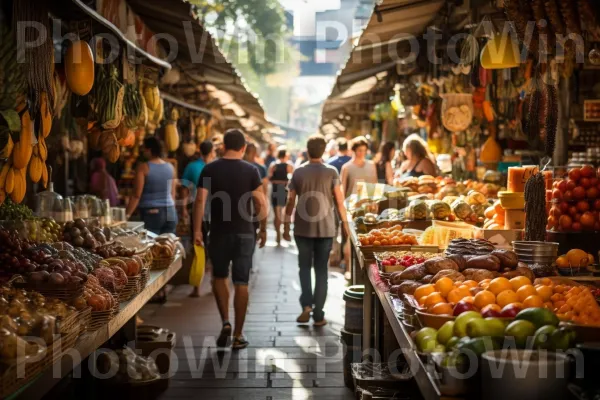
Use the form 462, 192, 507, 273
208, 233, 255, 285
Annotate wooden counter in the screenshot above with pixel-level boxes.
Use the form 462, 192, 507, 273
7, 255, 182, 400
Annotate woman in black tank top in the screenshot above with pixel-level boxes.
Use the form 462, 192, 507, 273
268, 148, 294, 245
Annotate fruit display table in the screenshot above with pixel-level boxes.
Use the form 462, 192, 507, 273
365, 264, 454, 400
6, 255, 182, 400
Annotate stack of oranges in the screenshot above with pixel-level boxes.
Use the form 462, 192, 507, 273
358, 226, 419, 246
536, 278, 600, 326
414, 275, 600, 326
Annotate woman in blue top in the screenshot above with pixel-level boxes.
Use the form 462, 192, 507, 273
126, 137, 178, 234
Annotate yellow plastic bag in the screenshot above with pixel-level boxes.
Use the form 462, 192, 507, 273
189, 245, 205, 287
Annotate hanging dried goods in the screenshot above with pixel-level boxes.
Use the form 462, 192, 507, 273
123, 83, 143, 128
532, 0, 555, 56
13, 111, 33, 169
558, 0, 582, 35
96, 66, 124, 129
12, 0, 55, 117
143, 85, 160, 111
35, 136, 47, 161
504, 0, 538, 55
39, 92, 52, 138
544, 0, 565, 36
28, 154, 43, 183
545, 84, 558, 158
0, 133, 13, 159
0, 25, 25, 111
88, 125, 102, 150
524, 173, 546, 241
100, 130, 120, 163
578, 0, 600, 42
10, 167, 26, 203
525, 78, 542, 145
165, 121, 180, 152
41, 161, 48, 188
153, 98, 164, 124
137, 95, 148, 127
65, 40, 95, 96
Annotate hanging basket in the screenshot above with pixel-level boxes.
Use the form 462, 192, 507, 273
441, 93, 474, 132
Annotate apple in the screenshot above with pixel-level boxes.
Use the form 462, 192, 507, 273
577, 200, 590, 212
566, 180, 577, 191
560, 202, 570, 213
569, 168, 581, 181
557, 180, 567, 192
437, 321, 455, 345
574, 213, 582, 222
568, 206, 578, 217
573, 186, 586, 200
563, 191, 574, 202
500, 304, 522, 318
549, 206, 561, 218
453, 300, 478, 317
591, 178, 599, 187
547, 216, 558, 228
594, 200, 600, 211
581, 165, 595, 178
481, 307, 502, 318
572, 222, 582, 231
453, 311, 482, 337
587, 187, 599, 200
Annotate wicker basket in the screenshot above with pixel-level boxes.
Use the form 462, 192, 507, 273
151, 255, 175, 270
140, 268, 150, 289
9, 275, 84, 302
88, 294, 119, 331
0, 346, 46, 398
58, 307, 92, 335
118, 275, 141, 302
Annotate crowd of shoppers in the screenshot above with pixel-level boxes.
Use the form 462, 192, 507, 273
90, 127, 437, 350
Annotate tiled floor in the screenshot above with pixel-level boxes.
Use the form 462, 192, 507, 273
139, 233, 354, 400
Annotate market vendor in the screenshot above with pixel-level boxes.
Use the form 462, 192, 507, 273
397, 134, 438, 178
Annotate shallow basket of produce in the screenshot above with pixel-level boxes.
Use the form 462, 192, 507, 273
415, 309, 455, 330
0, 347, 46, 398
375, 250, 440, 273
88, 309, 114, 332
59, 307, 92, 335
151, 255, 175, 270
119, 275, 141, 302
9, 276, 85, 302
140, 268, 150, 289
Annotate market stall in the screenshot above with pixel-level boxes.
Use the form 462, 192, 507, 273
330, 0, 600, 398
0, 0, 274, 396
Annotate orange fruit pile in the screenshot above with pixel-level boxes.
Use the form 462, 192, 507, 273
358, 226, 418, 246
533, 278, 600, 326
414, 275, 600, 322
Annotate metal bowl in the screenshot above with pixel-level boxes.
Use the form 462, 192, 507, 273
515, 249, 558, 257
516, 256, 556, 265
512, 241, 559, 250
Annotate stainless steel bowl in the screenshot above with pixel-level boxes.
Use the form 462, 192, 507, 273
512, 241, 559, 250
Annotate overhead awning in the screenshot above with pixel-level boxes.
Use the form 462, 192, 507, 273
320, 0, 446, 128
127, 0, 272, 132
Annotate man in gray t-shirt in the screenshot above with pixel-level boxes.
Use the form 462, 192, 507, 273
283, 135, 349, 326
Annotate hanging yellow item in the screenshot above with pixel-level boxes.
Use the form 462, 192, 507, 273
480, 129, 502, 164
480, 33, 519, 69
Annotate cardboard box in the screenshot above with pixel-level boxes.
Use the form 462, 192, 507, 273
474, 228, 523, 249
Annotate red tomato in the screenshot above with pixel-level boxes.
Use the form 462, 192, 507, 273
573, 186, 586, 200
569, 168, 581, 181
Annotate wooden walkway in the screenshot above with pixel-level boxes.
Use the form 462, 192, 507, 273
140, 233, 355, 400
